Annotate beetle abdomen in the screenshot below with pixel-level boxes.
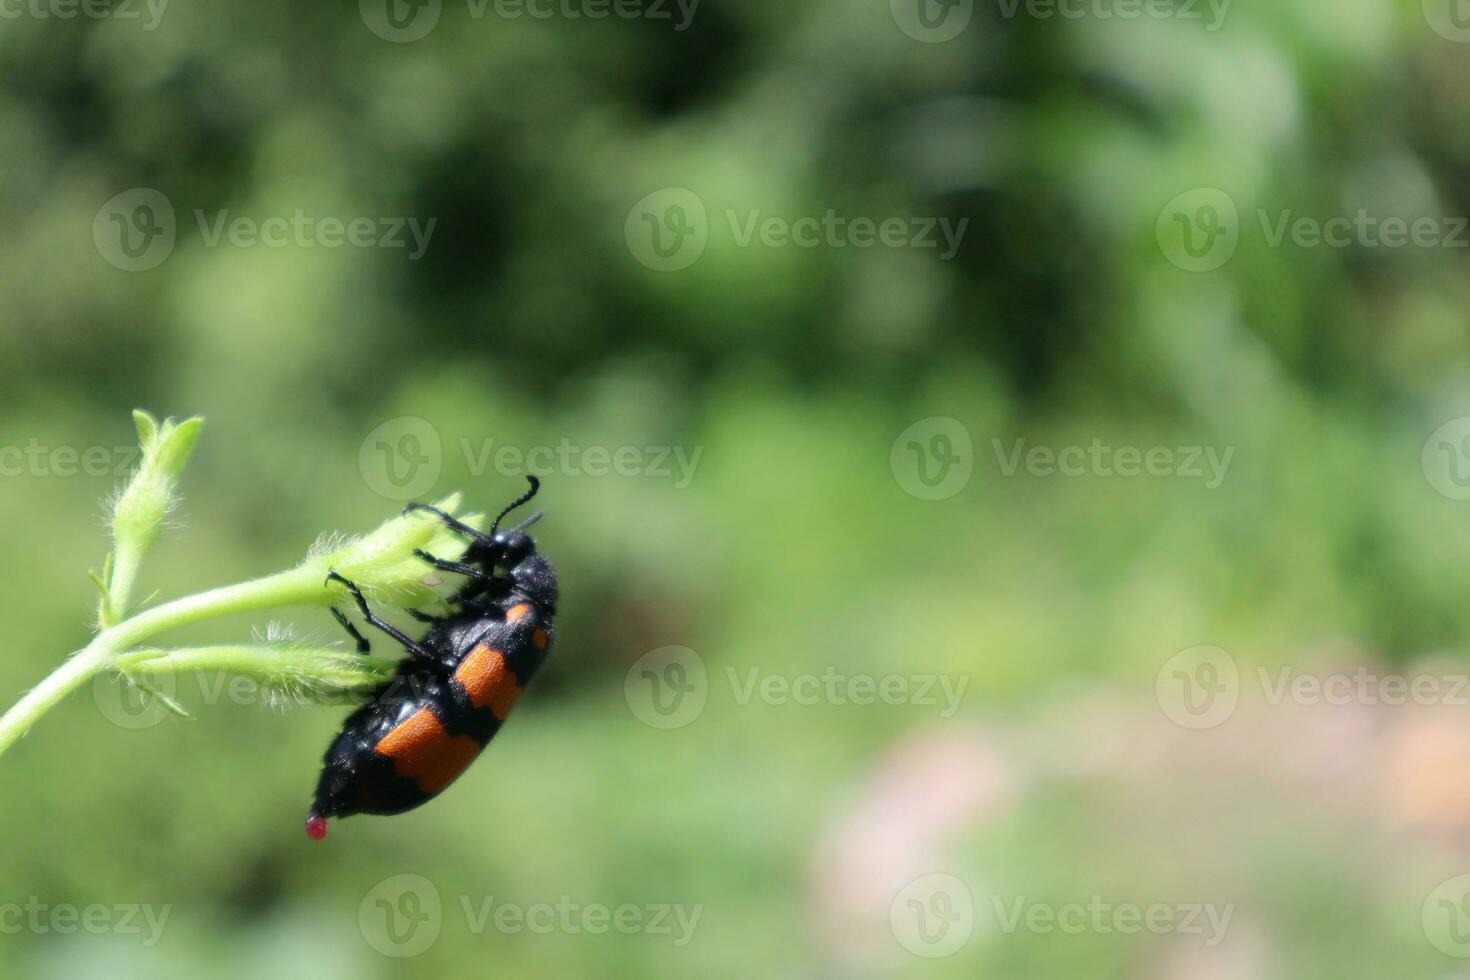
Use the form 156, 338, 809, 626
309, 600, 554, 824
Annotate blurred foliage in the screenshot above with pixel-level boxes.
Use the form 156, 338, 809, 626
3, 0, 1470, 977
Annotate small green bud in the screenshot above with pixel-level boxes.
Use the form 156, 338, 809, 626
111, 411, 204, 548
100, 411, 205, 626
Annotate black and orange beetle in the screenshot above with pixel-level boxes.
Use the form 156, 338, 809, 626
305, 477, 556, 839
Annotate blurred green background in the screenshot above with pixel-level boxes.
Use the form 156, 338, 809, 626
6, 0, 1470, 977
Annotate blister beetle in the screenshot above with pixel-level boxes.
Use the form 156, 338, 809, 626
306, 477, 556, 839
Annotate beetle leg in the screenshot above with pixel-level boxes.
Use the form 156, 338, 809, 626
330, 608, 371, 654
325, 571, 433, 659
413, 549, 497, 581
402, 502, 494, 546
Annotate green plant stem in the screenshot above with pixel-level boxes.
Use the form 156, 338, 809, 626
0, 564, 335, 757
102, 538, 147, 628
0, 647, 111, 757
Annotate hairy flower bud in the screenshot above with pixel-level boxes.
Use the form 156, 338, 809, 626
99, 411, 205, 626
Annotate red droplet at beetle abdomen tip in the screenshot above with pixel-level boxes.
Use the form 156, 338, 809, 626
305, 814, 328, 840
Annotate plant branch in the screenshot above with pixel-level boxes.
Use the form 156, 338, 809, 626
0, 566, 330, 755
0, 410, 478, 761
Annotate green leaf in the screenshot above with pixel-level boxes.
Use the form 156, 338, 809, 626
125, 677, 192, 720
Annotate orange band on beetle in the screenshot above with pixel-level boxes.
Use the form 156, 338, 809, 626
453, 644, 522, 719
374, 707, 481, 794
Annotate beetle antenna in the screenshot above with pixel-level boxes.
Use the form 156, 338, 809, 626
492, 476, 540, 535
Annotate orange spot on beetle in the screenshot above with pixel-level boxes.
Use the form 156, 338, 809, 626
531, 629, 548, 650
453, 644, 522, 719
374, 708, 481, 794
506, 603, 532, 623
